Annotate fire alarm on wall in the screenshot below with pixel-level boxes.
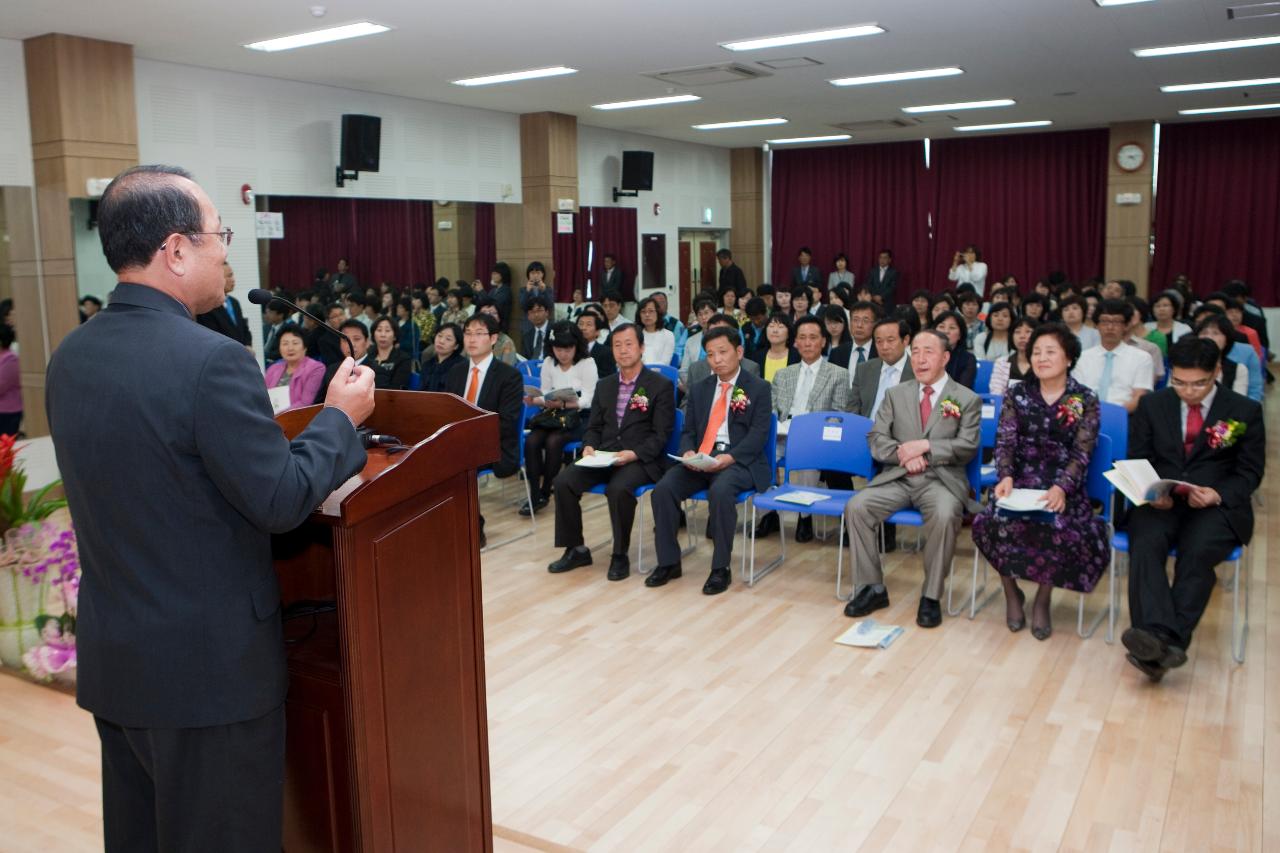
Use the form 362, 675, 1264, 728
241, 183, 255, 205
652, 202, 662, 216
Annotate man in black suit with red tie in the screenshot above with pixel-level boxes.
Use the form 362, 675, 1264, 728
548, 323, 674, 580
647, 326, 773, 595
1123, 336, 1265, 681
446, 312, 523, 547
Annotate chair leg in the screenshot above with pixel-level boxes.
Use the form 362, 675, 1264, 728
835, 514, 851, 602
479, 476, 537, 551
1233, 550, 1249, 664
1078, 534, 1116, 640
746, 503, 785, 587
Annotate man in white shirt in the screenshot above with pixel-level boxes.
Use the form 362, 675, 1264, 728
850, 318, 914, 420
1072, 299, 1153, 413
601, 291, 629, 333
756, 317, 851, 541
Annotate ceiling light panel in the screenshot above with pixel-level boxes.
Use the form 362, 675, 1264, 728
452, 66, 577, 87
903, 99, 1016, 114
692, 117, 789, 130
767, 134, 853, 144
1134, 34, 1280, 57
592, 94, 701, 110
245, 22, 390, 52
831, 67, 963, 87
1161, 76, 1280, 92
1094, 0, 1157, 6
1178, 102, 1280, 114
955, 120, 1053, 132
721, 24, 884, 52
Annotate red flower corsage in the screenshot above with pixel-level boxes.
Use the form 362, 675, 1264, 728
1205, 419, 1245, 449
1055, 394, 1085, 427
729, 387, 749, 414
629, 388, 649, 412
938, 397, 962, 419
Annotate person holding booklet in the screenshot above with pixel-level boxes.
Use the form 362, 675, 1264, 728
1121, 336, 1265, 682
548, 324, 674, 581
971, 323, 1110, 640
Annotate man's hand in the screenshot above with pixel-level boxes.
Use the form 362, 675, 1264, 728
710, 453, 735, 472
904, 456, 928, 475
323, 357, 375, 426
614, 449, 638, 466
1187, 485, 1222, 509
1149, 495, 1174, 510
582, 446, 596, 457
896, 439, 930, 467
994, 476, 1014, 499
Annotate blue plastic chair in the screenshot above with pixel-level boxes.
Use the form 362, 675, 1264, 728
978, 396, 1002, 491
973, 360, 994, 394
748, 413, 876, 598
682, 415, 778, 578
645, 363, 680, 389
518, 359, 542, 385
584, 410, 684, 574
1098, 400, 1128, 461
1075, 434, 1117, 640
478, 403, 535, 550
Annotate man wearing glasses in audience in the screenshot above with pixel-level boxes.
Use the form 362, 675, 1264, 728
1071, 299, 1153, 413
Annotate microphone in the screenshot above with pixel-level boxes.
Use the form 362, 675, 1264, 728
248, 288, 355, 358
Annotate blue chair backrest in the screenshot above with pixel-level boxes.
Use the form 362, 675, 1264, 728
974, 360, 994, 394
764, 415, 778, 486
406, 371, 422, 391
1085, 433, 1113, 523
645, 363, 680, 389
518, 359, 542, 383
783, 412, 876, 481
1098, 401, 1128, 461
980, 396, 1002, 449
665, 409, 685, 456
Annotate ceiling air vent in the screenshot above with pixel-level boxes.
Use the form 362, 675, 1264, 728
1228, 2, 1280, 19
645, 63, 772, 87
757, 57, 823, 70
832, 117, 922, 132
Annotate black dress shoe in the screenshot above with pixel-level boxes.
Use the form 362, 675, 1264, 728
548, 547, 592, 574
844, 586, 889, 618
1121, 626, 1168, 663
645, 562, 682, 587
607, 554, 631, 581
518, 496, 550, 517
754, 511, 780, 538
1125, 653, 1166, 683
1159, 645, 1188, 670
702, 567, 731, 595
916, 597, 942, 628
794, 516, 814, 543
479, 530, 487, 549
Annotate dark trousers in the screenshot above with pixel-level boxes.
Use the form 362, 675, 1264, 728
524, 426, 577, 499
0, 410, 20, 436
1127, 503, 1241, 649
651, 463, 754, 568
95, 704, 285, 853
553, 461, 654, 554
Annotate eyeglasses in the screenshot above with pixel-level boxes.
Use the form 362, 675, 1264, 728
1170, 377, 1215, 390
159, 228, 234, 251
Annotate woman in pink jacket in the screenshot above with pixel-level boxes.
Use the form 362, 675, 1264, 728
263, 324, 325, 411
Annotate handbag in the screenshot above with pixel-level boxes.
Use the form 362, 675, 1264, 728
528, 406, 580, 431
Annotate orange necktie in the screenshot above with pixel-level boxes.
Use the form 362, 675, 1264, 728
699, 382, 731, 455
465, 366, 480, 404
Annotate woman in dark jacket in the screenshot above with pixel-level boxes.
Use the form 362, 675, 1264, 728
369, 316, 412, 390
932, 310, 978, 389
419, 323, 465, 393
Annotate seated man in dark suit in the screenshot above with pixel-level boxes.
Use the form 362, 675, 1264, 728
196, 260, 252, 347
830, 300, 881, 371
446, 312, 523, 548
1122, 336, 1265, 681
519, 294, 553, 361
549, 323, 674, 580
576, 308, 616, 376
648, 327, 773, 595
313, 320, 373, 404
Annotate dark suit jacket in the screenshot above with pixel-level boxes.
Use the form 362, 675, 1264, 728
946, 349, 978, 389
849, 357, 914, 418
601, 266, 624, 294
1130, 386, 1265, 543
490, 284, 513, 328
446, 357, 523, 477
829, 340, 878, 371
790, 264, 823, 292
46, 283, 366, 728
719, 263, 748, 296
519, 321, 552, 361
196, 295, 252, 346
682, 367, 774, 491
589, 342, 616, 376
313, 353, 372, 405
867, 265, 899, 305
583, 367, 675, 482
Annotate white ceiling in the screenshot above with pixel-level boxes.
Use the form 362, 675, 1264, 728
4, 0, 1280, 147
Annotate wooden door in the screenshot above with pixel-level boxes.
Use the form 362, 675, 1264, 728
698, 242, 718, 297
678, 242, 692, 319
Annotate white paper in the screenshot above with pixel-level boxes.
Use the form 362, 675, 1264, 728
996, 488, 1054, 513
822, 425, 843, 442
670, 452, 719, 471
776, 419, 791, 437
981, 465, 996, 477
835, 619, 904, 649
773, 490, 828, 506
981, 404, 996, 419
576, 451, 619, 468
267, 385, 291, 415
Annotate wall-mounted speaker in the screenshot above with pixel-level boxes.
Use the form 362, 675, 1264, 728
620, 150, 654, 192
340, 114, 382, 173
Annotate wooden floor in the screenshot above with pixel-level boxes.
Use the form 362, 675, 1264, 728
2, 391, 1275, 852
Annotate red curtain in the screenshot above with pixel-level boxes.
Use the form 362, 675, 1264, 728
929, 129, 1108, 289
582, 206, 639, 301
550, 212, 583, 302
1152, 117, 1280, 304
474, 202, 496, 281
265, 196, 435, 292
771, 141, 932, 302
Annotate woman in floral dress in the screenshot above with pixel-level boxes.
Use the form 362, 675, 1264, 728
972, 322, 1110, 640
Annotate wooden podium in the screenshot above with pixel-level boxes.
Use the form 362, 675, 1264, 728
272, 391, 497, 852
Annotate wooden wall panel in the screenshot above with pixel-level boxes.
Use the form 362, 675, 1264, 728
1103, 121, 1155, 296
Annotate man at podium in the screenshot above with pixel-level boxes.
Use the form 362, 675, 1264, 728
46, 165, 375, 853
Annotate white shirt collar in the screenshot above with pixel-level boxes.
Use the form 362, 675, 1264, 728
800, 357, 823, 375
470, 353, 494, 373
1182, 385, 1217, 417
714, 369, 741, 389
884, 352, 909, 373
919, 373, 949, 400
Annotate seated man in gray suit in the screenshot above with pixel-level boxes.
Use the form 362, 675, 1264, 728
755, 315, 850, 542
844, 329, 981, 627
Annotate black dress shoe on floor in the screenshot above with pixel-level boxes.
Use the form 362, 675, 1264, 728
754, 511, 780, 538
1126, 653, 1166, 683
645, 563, 682, 587
916, 597, 942, 628
548, 547, 592, 573
702, 567, 731, 595
607, 554, 631, 581
794, 516, 814, 543
1121, 626, 1168, 663
519, 496, 550, 517
844, 586, 890, 618
1159, 645, 1188, 670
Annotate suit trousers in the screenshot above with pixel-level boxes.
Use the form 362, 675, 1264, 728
651, 463, 755, 569
95, 703, 285, 853
553, 461, 654, 554
846, 475, 963, 600
1127, 503, 1241, 649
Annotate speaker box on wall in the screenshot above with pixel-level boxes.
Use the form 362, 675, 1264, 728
621, 151, 654, 192
341, 114, 382, 173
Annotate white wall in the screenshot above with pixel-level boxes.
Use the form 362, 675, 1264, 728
0, 39, 33, 188
69, 199, 116, 302
134, 58, 524, 354
577, 125, 730, 302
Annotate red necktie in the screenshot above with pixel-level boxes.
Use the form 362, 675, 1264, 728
699, 382, 731, 455
919, 384, 934, 429
1183, 403, 1202, 458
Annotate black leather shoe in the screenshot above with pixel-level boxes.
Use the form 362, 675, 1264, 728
794, 516, 814, 543
518, 496, 550, 517
916, 597, 942, 628
1159, 645, 1188, 670
844, 586, 889, 618
702, 567, 731, 595
607, 554, 631, 581
548, 547, 592, 574
645, 562, 682, 587
1121, 626, 1168, 663
1125, 653, 1166, 683
479, 530, 487, 549
754, 511, 780, 538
